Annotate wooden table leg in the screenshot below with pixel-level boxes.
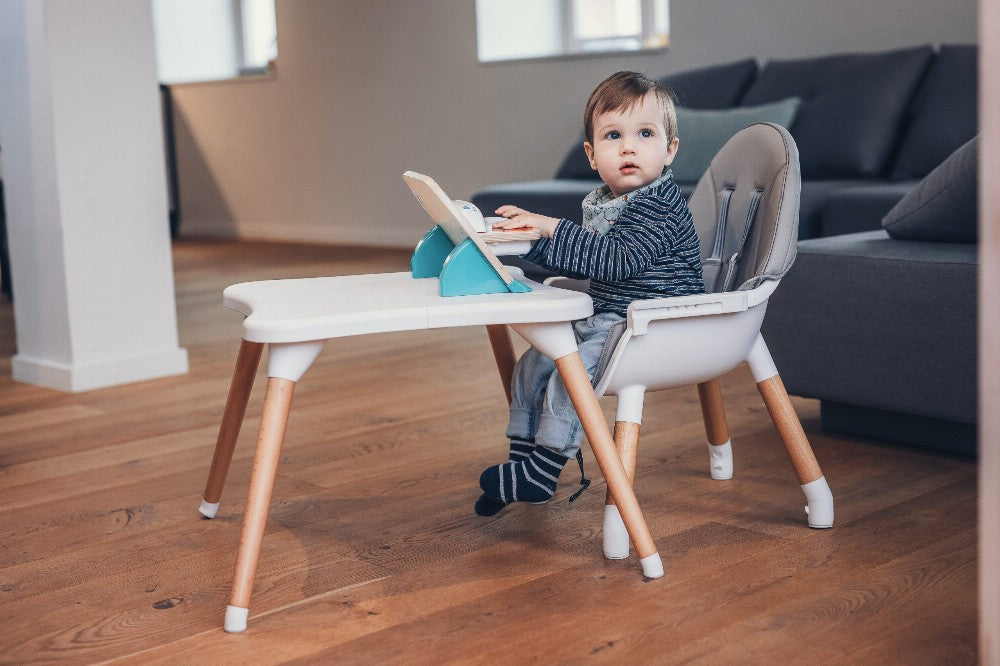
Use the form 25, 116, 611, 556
225, 376, 296, 633
554, 352, 663, 578
201, 340, 264, 518
486, 324, 516, 404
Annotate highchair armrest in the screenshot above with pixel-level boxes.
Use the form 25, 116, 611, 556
627, 291, 750, 335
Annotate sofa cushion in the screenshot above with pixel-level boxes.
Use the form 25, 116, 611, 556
891, 45, 978, 180
671, 99, 800, 183
660, 58, 758, 109
882, 137, 977, 242
555, 59, 758, 179
820, 182, 917, 236
797, 179, 882, 239
741, 46, 933, 179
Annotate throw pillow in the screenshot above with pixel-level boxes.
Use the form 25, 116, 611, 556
671, 98, 801, 183
882, 137, 978, 242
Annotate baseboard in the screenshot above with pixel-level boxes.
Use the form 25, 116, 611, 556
12, 347, 189, 392
820, 401, 976, 457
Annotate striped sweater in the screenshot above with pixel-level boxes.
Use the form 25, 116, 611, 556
523, 176, 704, 317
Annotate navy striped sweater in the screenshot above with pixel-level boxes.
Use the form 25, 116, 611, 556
523, 176, 704, 317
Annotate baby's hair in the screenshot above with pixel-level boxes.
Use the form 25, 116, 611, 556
584, 71, 678, 144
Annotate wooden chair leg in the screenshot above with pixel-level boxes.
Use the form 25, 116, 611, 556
486, 324, 516, 404
554, 352, 663, 578
603, 421, 640, 559
697, 379, 733, 480
756, 374, 834, 528
201, 339, 264, 518
225, 377, 296, 633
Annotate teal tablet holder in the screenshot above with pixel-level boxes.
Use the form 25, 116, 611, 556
411, 225, 531, 296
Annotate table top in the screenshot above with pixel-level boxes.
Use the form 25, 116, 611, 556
224, 270, 594, 343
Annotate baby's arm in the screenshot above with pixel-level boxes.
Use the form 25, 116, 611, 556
493, 205, 561, 238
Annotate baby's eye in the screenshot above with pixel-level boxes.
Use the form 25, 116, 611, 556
639, 129, 654, 138
606, 130, 621, 140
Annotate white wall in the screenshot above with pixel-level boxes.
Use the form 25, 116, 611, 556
170, 0, 977, 248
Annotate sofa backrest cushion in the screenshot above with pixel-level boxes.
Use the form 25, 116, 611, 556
740, 46, 933, 179
882, 136, 977, 242
671, 97, 800, 184
555, 59, 759, 180
890, 45, 978, 180
660, 58, 758, 109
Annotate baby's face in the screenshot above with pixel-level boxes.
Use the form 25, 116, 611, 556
584, 91, 678, 198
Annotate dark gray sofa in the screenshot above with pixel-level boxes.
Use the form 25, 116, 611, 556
472, 44, 977, 243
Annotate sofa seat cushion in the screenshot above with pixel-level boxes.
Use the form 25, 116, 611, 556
762, 230, 977, 425
891, 45, 978, 180
741, 46, 933, 179
883, 137, 978, 242
820, 182, 918, 236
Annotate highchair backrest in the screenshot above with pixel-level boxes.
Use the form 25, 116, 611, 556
686, 123, 801, 294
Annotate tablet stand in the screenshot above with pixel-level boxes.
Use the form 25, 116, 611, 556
411, 225, 531, 296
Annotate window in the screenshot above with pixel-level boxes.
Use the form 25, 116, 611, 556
476, 0, 669, 64
152, 0, 278, 84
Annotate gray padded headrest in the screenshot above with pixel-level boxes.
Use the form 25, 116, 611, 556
686, 123, 801, 293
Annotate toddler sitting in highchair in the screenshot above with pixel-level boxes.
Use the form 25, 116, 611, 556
476, 70, 705, 516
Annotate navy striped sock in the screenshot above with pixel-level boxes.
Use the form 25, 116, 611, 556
474, 439, 537, 517
478, 447, 569, 508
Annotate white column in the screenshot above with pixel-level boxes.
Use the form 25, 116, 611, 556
0, 0, 188, 391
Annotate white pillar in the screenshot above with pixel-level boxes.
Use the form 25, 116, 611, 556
0, 0, 188, 391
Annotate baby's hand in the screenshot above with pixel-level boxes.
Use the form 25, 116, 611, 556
493, 205, 560, 238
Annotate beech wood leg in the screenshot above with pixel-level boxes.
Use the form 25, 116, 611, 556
603, 421, 640, 560
756, 375, 822, 484
697, 379, 734, 480
756, 374, 834, 528
201, 340, 264, 518
225, 377, 296, 632
486, 324, 516, 404
605, 421, 640, 506
554, 353, 663, 578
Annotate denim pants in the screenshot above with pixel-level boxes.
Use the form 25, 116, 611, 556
506, 311, 624, 458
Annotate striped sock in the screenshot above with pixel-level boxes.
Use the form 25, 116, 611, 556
474, 439, 537, 517
478, 446, 569, 508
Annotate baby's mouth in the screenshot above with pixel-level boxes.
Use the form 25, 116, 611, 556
620, 162, 639, 173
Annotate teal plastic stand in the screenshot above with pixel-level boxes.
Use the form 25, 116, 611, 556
411, 225, 531, 296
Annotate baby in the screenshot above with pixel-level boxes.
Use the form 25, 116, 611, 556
476, 71, 705, 516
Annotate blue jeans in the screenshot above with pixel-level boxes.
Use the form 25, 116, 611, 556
506, 311, 624, 458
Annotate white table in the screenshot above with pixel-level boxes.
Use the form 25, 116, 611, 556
200, 270, 662, 633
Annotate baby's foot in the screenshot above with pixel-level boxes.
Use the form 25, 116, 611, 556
477, 447, 569, 514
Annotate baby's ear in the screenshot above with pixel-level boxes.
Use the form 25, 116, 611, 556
664, 136, 680, 165
583, 142, 597, 169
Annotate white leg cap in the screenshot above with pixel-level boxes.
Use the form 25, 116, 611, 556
802, 476, 834, 528
602, 504, 630, 559
640, 552, 664, 579
224, 605, 249, 633
199, 499, 220, 519
708, 440, 733, 480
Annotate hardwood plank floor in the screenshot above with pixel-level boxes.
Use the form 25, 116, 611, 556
0, 240, 977, 664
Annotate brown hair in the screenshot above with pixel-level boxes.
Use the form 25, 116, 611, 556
584, 71, 677, 144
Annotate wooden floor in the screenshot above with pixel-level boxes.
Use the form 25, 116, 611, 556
0, 240, 977, 664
